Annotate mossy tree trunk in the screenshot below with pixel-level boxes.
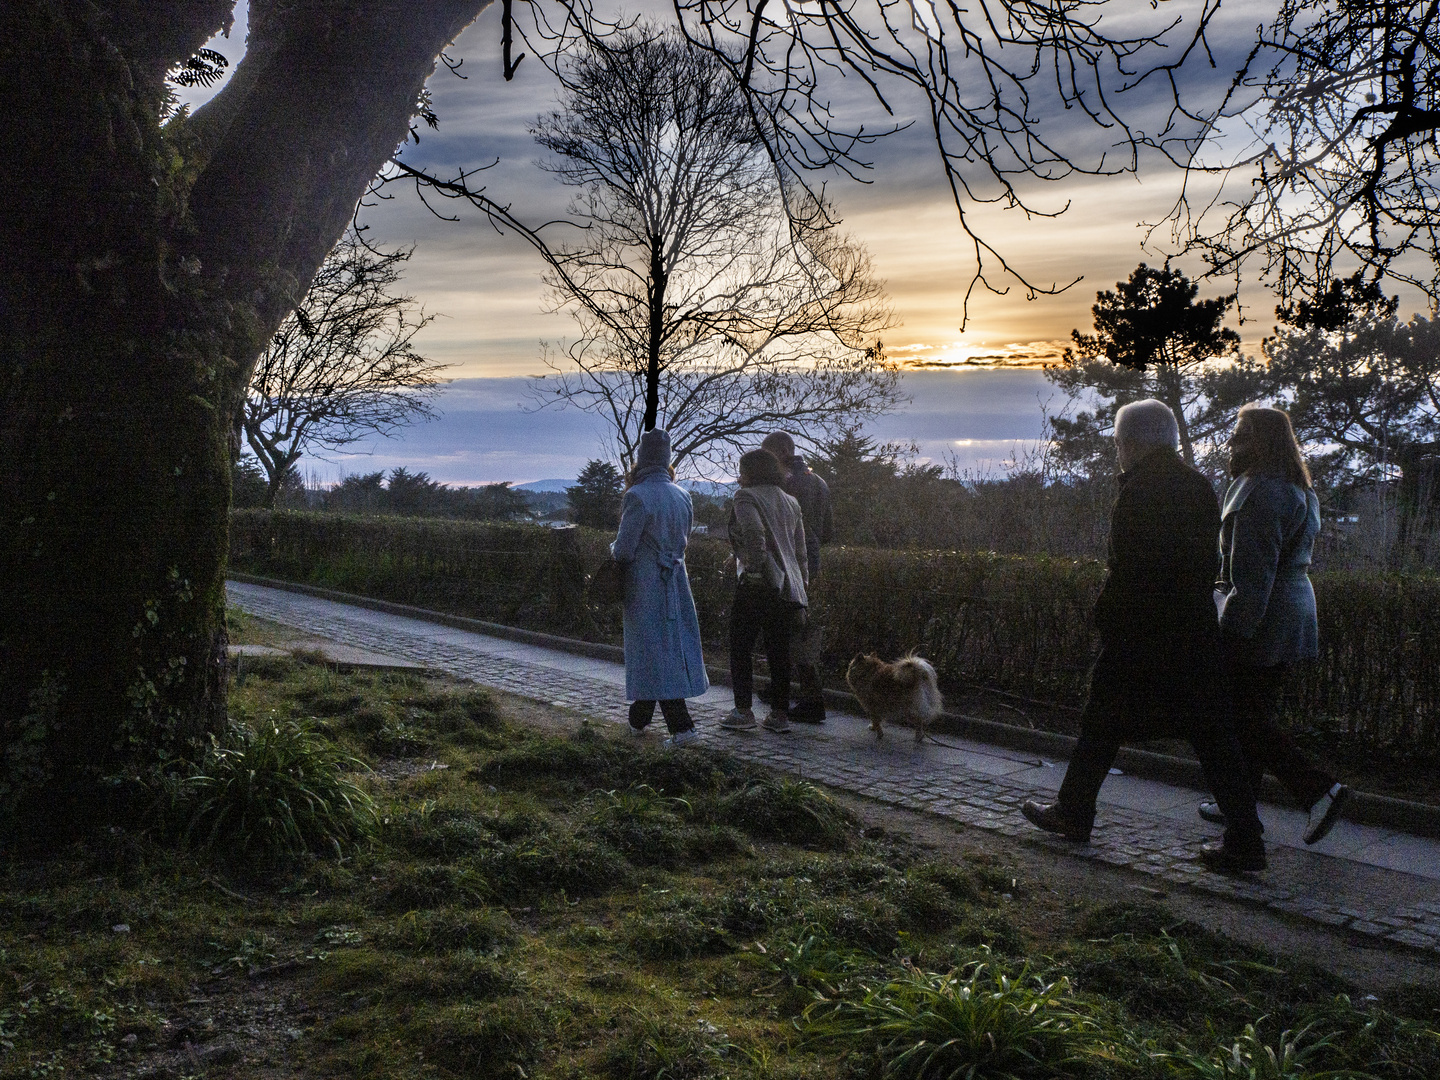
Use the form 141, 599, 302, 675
0, 0, 489, 816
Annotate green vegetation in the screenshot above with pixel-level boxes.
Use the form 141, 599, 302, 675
229, 510, 1440, 791
0, 640, 1434, 1078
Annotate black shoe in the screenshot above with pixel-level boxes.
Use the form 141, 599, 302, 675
1303, 784, 1350, 845
789, 700, 826, 724
1021, 801, 1091, 843
1198, 841, 1266, 873
1198, 801, 1226, 825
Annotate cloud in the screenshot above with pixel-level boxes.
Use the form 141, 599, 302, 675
290, 369, 1056, 487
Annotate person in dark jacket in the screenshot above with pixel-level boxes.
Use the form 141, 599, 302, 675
761, 432, 834, 722
1199, 405, 1348, 844
1022, 399, 1267, 872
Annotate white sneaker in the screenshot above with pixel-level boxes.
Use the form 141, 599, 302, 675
664, 728, 701, 749
721, 707, 757, 730
627, 722, 647, 737
1303, 783, 1350, 845
761, 710, 790, 733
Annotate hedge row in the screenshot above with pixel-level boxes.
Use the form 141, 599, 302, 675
229, 510, 1440, 754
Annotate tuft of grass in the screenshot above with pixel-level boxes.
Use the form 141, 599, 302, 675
595, 1007, 740, 1080
719, 776, 856, 848
582, 784, 692, 865
1164, 1019, 1374, 1079
180, 718, 378, 862
806, 955, 1096, 1080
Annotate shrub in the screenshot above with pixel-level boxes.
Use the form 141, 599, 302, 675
181, 718, 378, 861
230, 510, 1440, 759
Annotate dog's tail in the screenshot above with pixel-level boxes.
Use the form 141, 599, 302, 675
897, 656, 943, 720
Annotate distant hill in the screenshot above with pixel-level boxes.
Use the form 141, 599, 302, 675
514, 479, 574, 493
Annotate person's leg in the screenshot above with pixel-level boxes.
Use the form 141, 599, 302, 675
1053, 716, 1120, 837
1232, 662, 1335, 808
729, 587, 763, 710
658, 698, 694, 735
628, 700, 657, 731
790, 615, 825, 721
1188, 717, 1264, 854
762, 601, 792, 718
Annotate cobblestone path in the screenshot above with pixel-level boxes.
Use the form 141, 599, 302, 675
229, 580, 1440, 955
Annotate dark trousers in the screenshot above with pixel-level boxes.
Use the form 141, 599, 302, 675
1057, 642, 1264, 853
790, 616, 824, 704
730, 581, 791, 713
629, 698, 693, 735
1230, 662, 1334, 809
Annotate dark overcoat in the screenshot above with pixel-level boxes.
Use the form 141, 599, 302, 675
1086, 447, 1224, 739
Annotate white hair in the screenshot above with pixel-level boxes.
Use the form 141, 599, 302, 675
1114, 399, 1179, 451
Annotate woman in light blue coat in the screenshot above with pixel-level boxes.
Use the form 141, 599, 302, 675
611, 429, 709, 747
1206, 405, 1348, 844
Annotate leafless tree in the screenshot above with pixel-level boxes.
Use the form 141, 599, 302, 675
525, 29, 900, 473
1157, 0, 1440, 311
242, 236, 445, 506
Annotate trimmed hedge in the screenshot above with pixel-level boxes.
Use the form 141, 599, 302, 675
229, 510, 1440, 756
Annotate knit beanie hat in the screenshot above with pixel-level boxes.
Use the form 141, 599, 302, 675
636, 428, 672, 470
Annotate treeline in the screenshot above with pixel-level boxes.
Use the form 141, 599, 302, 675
234, 461, 532, 522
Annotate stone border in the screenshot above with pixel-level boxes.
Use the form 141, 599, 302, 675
227, 572, 1440, 839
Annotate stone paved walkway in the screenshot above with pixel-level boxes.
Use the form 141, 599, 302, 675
228, 580, 1440, 956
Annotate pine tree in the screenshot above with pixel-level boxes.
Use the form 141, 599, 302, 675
567, 461, 625, 531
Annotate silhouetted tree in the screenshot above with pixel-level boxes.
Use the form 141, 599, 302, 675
242, 235, 444, 507
1165, 0, 1440, 312
526, 28, 898, 472
566, 461, 623, 531
1048, 264, 1242, 470
0, 0, 1245, 814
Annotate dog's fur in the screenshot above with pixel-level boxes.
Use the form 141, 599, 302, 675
845, 654, 943, 742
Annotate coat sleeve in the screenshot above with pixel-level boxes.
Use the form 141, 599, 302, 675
1220, 482, 1287, 641
729, 491, 767, 578
817, 475, 835, 545
610, 488, 647, 562
1092, 483, 1137, 636
793, 513, 809, 588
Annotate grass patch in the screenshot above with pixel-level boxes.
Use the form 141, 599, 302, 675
0, 649, 1433, 1078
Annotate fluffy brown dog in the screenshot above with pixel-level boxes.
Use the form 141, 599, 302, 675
846, 654, 943, 742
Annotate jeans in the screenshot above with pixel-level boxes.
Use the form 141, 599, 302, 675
730, 580, 793, 713
629, 698, 693, 735
1230, 662, 1334, 809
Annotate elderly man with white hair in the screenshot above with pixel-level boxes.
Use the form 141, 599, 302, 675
1022, 399, 1267, 872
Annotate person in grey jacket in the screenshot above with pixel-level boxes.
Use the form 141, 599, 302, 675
761, 431, 834, 722
611, 429, 709, 748
1204, 405, 1348, 844
723, 449, 807, 733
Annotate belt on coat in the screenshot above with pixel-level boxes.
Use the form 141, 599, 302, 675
655, 552, 685, 622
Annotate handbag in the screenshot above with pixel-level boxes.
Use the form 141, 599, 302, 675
590, 557, 628, 605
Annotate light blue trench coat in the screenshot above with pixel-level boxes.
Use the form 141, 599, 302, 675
610, 472, 710, 702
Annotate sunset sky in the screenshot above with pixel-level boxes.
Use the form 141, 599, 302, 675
193, 3, 1280, 483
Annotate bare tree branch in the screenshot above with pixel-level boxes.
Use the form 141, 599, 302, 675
242, 234, 446, 505
1155, 0, 1440, 310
